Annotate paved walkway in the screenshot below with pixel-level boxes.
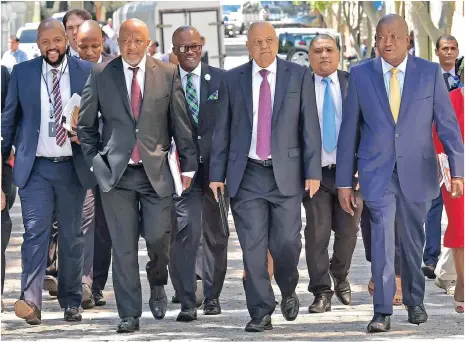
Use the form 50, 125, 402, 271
1, 200, 463, 341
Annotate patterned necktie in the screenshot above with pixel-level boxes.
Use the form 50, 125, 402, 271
256, 69, 272, 160
389, 67, 401, 123
51, 69, 66, 146
129, 67, 142, 163
443, 72, 451, 91
322, 77, 337, 152
186, 73, 199, 125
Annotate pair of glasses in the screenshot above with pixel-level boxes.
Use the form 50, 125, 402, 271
177, 45, 202, 53
252, 37, 275, 47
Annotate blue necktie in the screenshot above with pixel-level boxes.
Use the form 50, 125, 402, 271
322, 77, 337, 152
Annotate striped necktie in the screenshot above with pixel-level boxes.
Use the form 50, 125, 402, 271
51, 69, 66, 146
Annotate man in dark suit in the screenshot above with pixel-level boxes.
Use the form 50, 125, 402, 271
210, 21, 321, 332
304, 34, 362, 314
336, 14, 464, 333
1, 18, 95, 325
169, 26, 228, 322
78, 19, 197, 333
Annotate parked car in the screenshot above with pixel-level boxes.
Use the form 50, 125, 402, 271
16, 23, 40, 60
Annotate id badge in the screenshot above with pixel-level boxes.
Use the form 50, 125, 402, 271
49, 122, 56, 137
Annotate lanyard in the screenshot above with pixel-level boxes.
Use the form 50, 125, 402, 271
41, 60, 67, 120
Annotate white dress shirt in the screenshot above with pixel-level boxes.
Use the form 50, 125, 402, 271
314, 71, 343, 167
68, 46, 80, 59
381, 54, 408, 98
441, 67, 456, 88
179, 63, 201, 104
249, 58, 277, 160
37, 57, 73, 157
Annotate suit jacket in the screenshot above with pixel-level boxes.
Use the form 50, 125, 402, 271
210, 58, 322, 198
78, 56, 197, 196
1, 56, 95, 189
180, 63, 225, 183
1, 65, 9, 112
336, 55, 464, 202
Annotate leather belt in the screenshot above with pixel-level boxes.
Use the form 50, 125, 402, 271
37, 156, 72, 163
128, 163, 143, 168
248, 158, 273, 167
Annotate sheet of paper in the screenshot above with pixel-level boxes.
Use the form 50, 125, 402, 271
168, 139, 183, 196
438, 153, 451, 192
62, 93, 81, 132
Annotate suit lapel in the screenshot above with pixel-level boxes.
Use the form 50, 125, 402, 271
200, 63, 210, 105
272, 58, 289, 126
398, 55, 416, 124
140, 56, 157, 120
112, 57, 133, 120
68, 57, 81, 96
371, 57, 396, 126
240, 61, 253, 127
338, 70, 348, 111
31, 57, 43, 129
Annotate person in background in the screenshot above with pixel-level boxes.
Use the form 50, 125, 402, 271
408, 31, 415, 56
148, 40, 162, 60
63, 9, 92, 58
1, 36, 28, 72
200, 36, 209, 64
432, 58, 464, 313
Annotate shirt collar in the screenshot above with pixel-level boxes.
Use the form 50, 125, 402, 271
42, 55, 69, 75
179, 63, 202, 80
69, 46, 80, 58
381, 54, 408, 75
441, 67, 456, 77
252, 57, 277, 76
122, 54, 147, 73
314, 70, 339, 85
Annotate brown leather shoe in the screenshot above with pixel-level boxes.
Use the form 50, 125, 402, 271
14, 300, 41, 325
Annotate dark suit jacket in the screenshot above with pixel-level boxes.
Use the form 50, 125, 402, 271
336, 55, 464, 202
180, 63, 225, 183
78, 56, 197, 196
1, 56, 95, 189
1, 65, 10, 112
210, 58, 322, 198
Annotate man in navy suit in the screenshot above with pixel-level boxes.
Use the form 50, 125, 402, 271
1, 18, 94, 325
336, 14, 464, 333
169, 26, 229, 322
210, 21, 321, 332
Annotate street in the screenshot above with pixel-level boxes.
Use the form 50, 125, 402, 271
1, 198, 463, 341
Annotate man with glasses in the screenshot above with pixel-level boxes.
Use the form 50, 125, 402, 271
169, 26, 228, 322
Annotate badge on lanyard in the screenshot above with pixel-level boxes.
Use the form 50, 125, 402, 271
49, 122, 56, 137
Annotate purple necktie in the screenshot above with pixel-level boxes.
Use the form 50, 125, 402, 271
256, 69, 272, 160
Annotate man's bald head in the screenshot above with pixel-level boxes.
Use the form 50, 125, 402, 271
76, 20, 104, 63
118, 18, 149, 66
376, 14, 409, 36
246, 21, 278, 68
37, 18, 67, 67
247, 21, 275, 40
375, 14, 410, 67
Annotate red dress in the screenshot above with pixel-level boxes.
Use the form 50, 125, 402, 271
433, 88, 464, 248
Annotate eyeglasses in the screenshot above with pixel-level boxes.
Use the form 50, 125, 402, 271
252, 37, 276, 47
176, 45, 202, 53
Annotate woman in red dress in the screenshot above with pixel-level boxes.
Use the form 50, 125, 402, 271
433, 61, 464, 313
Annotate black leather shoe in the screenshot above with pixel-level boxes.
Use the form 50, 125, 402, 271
331, 274, 351, 305
367, 313, 391, 333
203, 298, 221, 315
117, 317, 140, 333
172, 293, 180, 304
407, 304, 428, 325
64, 306, 82, 322
149, 285, 167, 320
92, 290, 106, 306
281, 292, 299, 321
245, 314, 272, 332
14, 300, 42, 325
308, 294, 331, 313
422, 264, 436, 279
176, 308, 198, 322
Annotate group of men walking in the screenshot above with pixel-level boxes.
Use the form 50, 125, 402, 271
1, 7, 464, 336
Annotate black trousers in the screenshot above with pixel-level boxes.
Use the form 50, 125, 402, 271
1, 164, 13, 294
303, 166, 362, 297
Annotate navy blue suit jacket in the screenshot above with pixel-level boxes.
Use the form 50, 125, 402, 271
336, 55, 464, 202
1, 56, 96, 189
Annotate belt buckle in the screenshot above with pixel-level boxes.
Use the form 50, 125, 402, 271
199, 156, 203, 164
327, 164, 334, 170
263, 159, 272, 167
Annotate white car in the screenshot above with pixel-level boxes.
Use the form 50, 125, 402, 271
16, 23, 40, 60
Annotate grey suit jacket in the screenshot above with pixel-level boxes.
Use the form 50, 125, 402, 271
210, 58, 322, 198
78, 56, 197, 196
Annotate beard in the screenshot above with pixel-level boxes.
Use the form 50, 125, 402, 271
43, 50, 66, 67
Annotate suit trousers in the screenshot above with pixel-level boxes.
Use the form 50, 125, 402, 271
170, 164, 229, 309
100, 165, 172, 318
423, 193, 443, 266
81, 189, 96, 287
364, 167, 430, 315
231, 160, 302, 320
19, 158, 86, 309
1, 164, 13, 294
303, 166, 361, 297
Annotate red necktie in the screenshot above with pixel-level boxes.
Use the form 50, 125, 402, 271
51, 69, 67, 146
129, 67, 142, 163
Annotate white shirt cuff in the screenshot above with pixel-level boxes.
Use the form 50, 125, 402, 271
181, 171, 195, 178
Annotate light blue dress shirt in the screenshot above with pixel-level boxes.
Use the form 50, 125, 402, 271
381, 54, 408, 101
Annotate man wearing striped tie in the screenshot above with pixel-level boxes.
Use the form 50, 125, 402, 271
1, 18, 95, 325
336, 14, 464, 333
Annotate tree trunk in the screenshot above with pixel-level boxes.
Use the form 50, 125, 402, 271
410, 1, 443, 43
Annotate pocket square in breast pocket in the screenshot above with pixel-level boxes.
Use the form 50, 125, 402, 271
208, 90, 219, 101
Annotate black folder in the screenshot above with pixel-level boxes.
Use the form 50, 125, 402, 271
217, 189, 230, 237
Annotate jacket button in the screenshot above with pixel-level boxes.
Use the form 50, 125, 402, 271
395, 133, 400, 138
136, 128, 139, 133
198, 136, 201, 140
